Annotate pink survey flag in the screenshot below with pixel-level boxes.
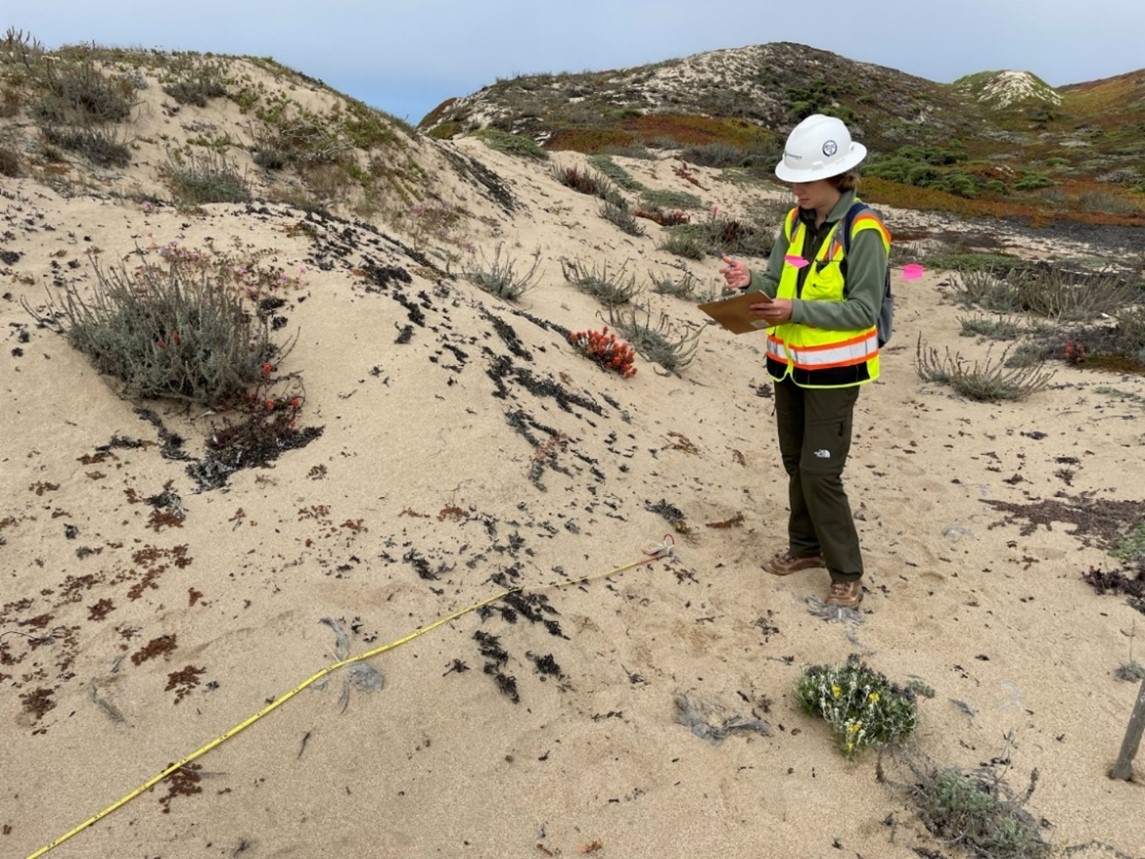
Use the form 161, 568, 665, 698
902, 263, 925, 280
784, 255, 809, 269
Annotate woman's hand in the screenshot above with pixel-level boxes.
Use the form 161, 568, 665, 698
748, 297, 793, 324
719, 255, 750, 290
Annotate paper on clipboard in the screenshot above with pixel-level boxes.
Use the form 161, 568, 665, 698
698, 290, 773, 335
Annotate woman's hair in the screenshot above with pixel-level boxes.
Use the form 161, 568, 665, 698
829, 170, 860, 191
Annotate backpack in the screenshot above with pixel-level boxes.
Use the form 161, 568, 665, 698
838, 201, 894, 347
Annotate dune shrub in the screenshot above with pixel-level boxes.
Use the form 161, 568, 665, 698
914, 336, 1054, 401
650, 270, 699, 300
162, 151, 251, 204
477, 128, 547, 160
552, 163, 625, 207
903, 753, 1050, 859
600, 200, 645, 237
36, 255, 283, 405
465, 242, 543, 301
29, 62, 133, 125
0, 145, 20, 176
41, 125, 130, 167
797, 655, 918, 758
607, 303, 700, 375
561, 259, 641, 306
163, 68, 227, 107
659, 228, 707, 260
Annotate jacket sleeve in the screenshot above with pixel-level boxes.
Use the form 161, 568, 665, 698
789, 228, 886, 331
743, 224, 788, 297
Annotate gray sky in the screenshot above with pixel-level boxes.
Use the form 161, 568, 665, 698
6, 1, 1142, 123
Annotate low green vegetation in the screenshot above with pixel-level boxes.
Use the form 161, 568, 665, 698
914, 337, 1055, 401
465, 243, 543, 301
659, 211, 774, 261
797, 655, 918, 758
28, 249, 287, 405
561, 259, 641, 306
902, 752, 1050, 859
476, 127, 548, 160
587, 153, 646, 191
607, 303, 701, 374
1114, 660, 1145, 681
162, 151, 251, 204
649, 270, 700, 300
959, 315, 1025, 341
1112, 523, 1145, 568
600, 200, 645, 237
945, 261, 1145, 373
640, 188, 704, 211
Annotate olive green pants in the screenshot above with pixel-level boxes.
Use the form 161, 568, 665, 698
773, 377, 863, 583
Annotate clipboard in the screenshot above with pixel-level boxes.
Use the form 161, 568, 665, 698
698, 290, 773, 335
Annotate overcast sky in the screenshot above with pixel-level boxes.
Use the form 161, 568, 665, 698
6, 1, 1143, 123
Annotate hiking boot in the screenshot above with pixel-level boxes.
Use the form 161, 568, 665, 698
826, 580, 863, 609
763, 550, 825, 576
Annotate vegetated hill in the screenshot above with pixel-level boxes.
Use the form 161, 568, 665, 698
420, 42, 1145, 227
0, 30, 517, 230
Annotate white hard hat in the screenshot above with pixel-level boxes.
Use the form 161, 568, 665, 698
774, 114, 867, 182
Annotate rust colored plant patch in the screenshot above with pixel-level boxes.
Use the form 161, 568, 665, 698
159, 763, 202, 813
166, 665, 205, 703
20, 687, 56, 722
131, 634, 177, 666
87, 599, 114, 621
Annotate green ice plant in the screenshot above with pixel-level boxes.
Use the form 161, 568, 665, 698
797, 654, 918, 758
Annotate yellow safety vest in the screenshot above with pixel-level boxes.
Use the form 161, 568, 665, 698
765, 205, 890, 388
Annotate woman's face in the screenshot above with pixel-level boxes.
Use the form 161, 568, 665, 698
791, 179, 840, 213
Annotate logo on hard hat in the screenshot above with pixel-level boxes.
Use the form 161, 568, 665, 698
822, 140, 838, 157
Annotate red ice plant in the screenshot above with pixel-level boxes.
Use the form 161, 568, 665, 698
568, 326, 637, 378
1064, 338, 1087, 365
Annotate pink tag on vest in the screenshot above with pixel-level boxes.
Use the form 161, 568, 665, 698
784, 255, 809, 269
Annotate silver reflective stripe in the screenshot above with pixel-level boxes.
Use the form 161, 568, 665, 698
787, 331, 878, 368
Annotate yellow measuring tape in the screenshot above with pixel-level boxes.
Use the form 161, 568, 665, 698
27, 536, 674, 858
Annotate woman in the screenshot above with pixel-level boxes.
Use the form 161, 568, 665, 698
720, 113, 890, 609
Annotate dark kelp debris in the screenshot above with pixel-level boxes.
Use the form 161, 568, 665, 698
188, 413, 324, 491
474, 630, 519, 702
481, 311, 532, 361
359, 259, 412, 293
404, 548, 452, 581
528, 652, 562, 678
491, 669, 519, 703
485, 354, 604, 415
647, 498, 689, 532
982, 494, 1142, 551
134, 408, 192, 462
1083, 566, 1145, 614
474, 630, 508, 666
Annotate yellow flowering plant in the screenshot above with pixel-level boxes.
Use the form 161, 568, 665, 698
796, 654, 918, 758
